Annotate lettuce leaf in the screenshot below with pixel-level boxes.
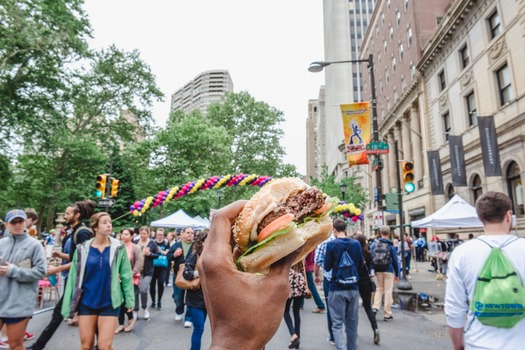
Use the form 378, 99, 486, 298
300, 196, 340, 226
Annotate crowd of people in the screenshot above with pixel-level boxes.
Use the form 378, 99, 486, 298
1, 191, 524, 349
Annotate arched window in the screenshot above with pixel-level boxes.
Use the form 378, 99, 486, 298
507, 162, 524, 217
447, 183, 455, 200
471, 174, 483, 202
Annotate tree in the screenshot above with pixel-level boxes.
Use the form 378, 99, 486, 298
0, 0, 91, 149
310, 165, 368, 209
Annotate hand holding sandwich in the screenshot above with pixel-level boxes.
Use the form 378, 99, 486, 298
199, 201, 298, 350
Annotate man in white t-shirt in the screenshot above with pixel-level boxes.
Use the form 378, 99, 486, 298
445, 191, 525, 350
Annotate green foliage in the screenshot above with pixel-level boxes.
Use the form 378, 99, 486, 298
310, 165, 368, 209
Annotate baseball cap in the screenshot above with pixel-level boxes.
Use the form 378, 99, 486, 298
5, 209, 28, 223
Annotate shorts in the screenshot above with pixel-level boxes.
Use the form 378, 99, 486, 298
78, 303, 120, 317
0, 317, 29, 324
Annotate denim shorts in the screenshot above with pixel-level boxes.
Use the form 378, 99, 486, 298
0, 317, 29, 324
78, 303, 120, 317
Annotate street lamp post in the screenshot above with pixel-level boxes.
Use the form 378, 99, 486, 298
217, 189, 222, 208
309, 54, 383, 211
339, 182, 347, 202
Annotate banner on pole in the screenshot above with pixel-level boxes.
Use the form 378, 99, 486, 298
427, 150, 444, 195
340, 102, 371, 167
478, 116, 502, 176
448, 135, 467, 186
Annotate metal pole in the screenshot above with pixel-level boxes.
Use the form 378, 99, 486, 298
394, 140, 412, 290
368, 54, 383, 223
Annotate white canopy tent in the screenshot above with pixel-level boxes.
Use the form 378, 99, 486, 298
192, 215, 211, 228
150, 209, 206, 229
411, 195, 483, 228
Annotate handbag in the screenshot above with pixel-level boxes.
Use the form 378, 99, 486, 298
153, 255, 168, 268
175, 263, 201, 290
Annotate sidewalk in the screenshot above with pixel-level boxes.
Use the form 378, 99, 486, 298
393, 259, 447, 312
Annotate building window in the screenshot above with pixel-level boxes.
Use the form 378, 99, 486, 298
459, 44, 470, 69
394, 87, 398, 102
389, 26, 394, 41
443, 112, 451, 142
507, 161, 524, 217
471, 175, 483, 202
385, 67, 389, 84
401, 78, 407, 92
488, 10, 502, 40
396, 10, 401, 27
438, 69, 446, 91
378, 52, 381, 64
496, 64, 513, 105
447, 184, 455, 200
392, 56, 396, 72
407, 27, 412, 47
405, 0, 409, 11
381, 12, 385, 25
399, 43, 404, 60
387, 0, 391, 10
410, 63, 416, 80
466, 91, 477, 126
384, 40, 387, 53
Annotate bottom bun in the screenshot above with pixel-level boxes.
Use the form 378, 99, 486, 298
238, 215, 333, 274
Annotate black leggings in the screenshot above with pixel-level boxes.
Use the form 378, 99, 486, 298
283, 296, 303, 337
359, 278, 378, 331
150, 267, 167, 304
118, 303, 133, 326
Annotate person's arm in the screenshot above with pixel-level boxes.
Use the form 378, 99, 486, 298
324, 244, 333, 273
131, 246, 142, 275
6, 242, 46, 282
199, 201, 298, 350
391, 245, 400, 278
445, 250, 468, 350
47, 262, 71, 275
148, 241, 160, 259
448, 327, 465, 350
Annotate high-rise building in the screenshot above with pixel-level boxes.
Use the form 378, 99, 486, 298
170, 70, 233, 115
360, 0, 453, 232
307, 0, 376, 182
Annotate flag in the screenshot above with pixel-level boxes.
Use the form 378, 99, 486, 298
448, 135, 467, 186
478, 116, 502, 176
340, 102, 370, 167
428, 150, 444, 195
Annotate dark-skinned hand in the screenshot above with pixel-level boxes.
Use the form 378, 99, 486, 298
198, 200, 299, 350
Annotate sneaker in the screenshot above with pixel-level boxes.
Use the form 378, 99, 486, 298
326, 338, 336, 346
24, 332, 35, 341
372, 308, 378, 315
312, 307, 326, 313
0, 340, 9, 349
150, 302, 156, 309
374, 330, 380, 345
175, 314, 183, 321
167, 283, 172, 287
384, 316, 394, 322
157, 302, 162, 311
143, 309, 150, 320
184, 321, 193, 328
132, 311, 138, 320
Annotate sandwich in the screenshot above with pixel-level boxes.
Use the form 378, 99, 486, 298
233, 177, 336, 274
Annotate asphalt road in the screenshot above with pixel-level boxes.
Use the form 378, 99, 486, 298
26, 285, 451, 349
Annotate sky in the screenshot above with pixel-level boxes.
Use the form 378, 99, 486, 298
83, 1, 326, 175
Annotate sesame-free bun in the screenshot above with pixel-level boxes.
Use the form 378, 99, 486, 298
233, 178, 332, 274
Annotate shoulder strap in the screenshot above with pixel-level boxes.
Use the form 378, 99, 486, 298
477, 236, 521, 249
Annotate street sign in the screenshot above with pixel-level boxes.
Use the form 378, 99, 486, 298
384, 193, 399, 214
97, 198, 115, 207
366, 141, 390, 155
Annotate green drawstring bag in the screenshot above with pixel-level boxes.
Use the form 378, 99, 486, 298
470, 238, 525, 328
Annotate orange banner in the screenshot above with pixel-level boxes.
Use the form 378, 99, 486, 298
340, 102, 370, 166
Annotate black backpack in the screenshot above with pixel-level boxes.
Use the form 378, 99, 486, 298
373, 241, 392, 272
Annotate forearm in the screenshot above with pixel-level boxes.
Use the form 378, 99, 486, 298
448, 327, 464, 350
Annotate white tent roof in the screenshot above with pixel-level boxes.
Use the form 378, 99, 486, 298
192, 215, 211, 228
411, 195, 483, 228
150, 209, 206, 229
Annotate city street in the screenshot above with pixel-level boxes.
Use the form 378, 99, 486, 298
26, 272, 451, 349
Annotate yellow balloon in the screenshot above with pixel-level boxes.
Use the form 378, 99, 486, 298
355, 209, 361, 216
133, 210, 139, 216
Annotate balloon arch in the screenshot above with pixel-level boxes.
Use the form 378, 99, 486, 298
129, 174, 363, 222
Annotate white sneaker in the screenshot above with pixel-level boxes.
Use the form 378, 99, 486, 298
133, 311, 138, 320
184, 321, 192, 328
143, 309, 150, 320
175, 314, 183, 321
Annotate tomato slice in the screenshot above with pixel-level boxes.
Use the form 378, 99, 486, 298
313, 201, 333, 215
257, 213, 295, 242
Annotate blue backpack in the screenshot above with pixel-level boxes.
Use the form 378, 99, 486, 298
334, 250, 359, 288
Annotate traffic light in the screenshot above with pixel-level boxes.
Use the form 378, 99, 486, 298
110, 178, 120, 197
402, 161, 415, 193
96, 174, 108, 198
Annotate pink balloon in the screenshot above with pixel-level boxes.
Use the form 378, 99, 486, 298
352, 216, 358, 222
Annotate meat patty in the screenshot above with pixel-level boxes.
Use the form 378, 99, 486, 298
257, 188, 325, 234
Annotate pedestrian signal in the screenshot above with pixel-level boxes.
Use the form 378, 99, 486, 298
96, 174, 108, 198
402, 161, 415, 193
110, 178, 120, 198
